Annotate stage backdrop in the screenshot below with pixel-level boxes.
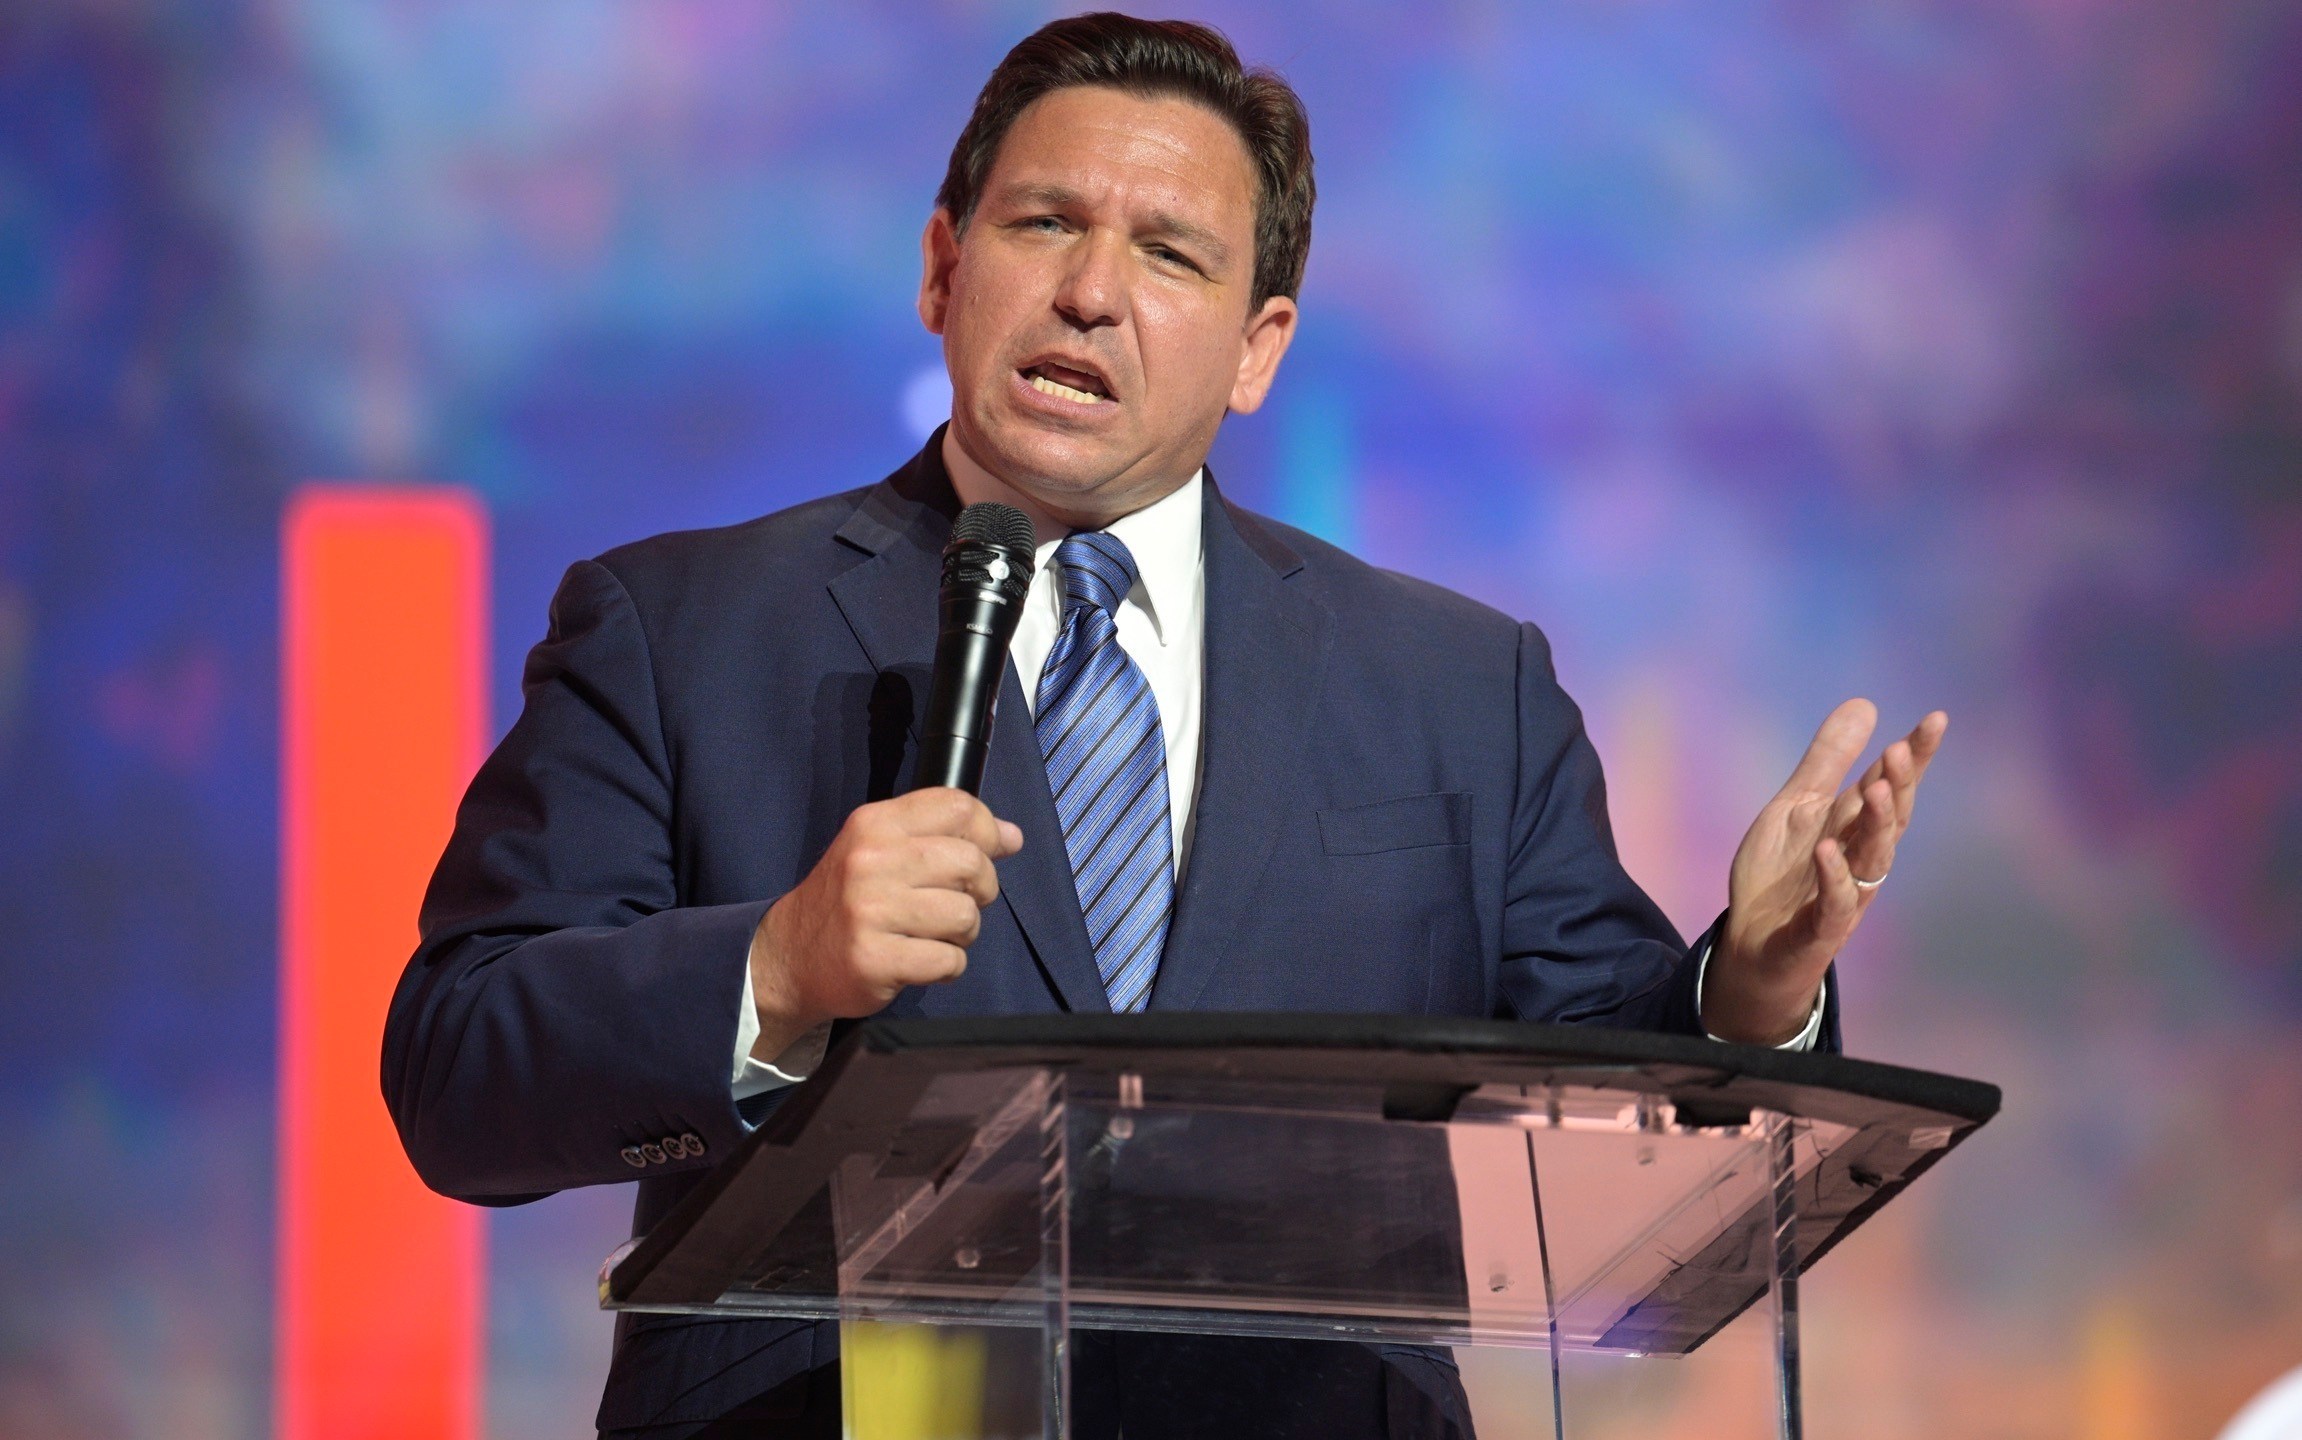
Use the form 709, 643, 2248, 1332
3, 2, 2299, 1436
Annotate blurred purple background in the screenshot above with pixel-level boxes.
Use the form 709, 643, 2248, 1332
2, 2, 2299, 1435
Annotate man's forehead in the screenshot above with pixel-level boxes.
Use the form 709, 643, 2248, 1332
985, 87, 1256, 222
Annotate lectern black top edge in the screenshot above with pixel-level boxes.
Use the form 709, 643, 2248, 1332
852, 1013, 2003, 1122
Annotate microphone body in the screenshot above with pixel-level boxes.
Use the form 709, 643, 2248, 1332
911, 503, 1038, 794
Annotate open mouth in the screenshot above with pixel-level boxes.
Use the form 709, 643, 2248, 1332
1020, 360, 1115, 405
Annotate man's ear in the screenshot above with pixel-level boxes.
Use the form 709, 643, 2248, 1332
1227, 294, 1299, 415
919, 208, 962, 335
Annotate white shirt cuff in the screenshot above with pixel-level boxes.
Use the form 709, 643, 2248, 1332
733, 943, 831, 1101
1694, 938, 1827, 1051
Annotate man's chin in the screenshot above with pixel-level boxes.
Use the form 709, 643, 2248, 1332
953, 419, 1135, 501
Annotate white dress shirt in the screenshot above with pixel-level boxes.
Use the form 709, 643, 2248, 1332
732, 469, 1818, 1099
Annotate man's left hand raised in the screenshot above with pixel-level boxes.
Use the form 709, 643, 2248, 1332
1702, 699, 1948, 1045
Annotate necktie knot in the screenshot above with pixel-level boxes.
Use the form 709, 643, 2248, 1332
1055, 531, 1139, 619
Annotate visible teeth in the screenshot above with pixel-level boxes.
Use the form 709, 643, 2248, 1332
1030, 373, 1106, 404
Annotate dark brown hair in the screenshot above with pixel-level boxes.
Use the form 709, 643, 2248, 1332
935, 12, 1315, 311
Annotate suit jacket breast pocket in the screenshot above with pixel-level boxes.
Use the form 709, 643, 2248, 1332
1309, 793, 1477, 1013
1317, 792, 1473, 855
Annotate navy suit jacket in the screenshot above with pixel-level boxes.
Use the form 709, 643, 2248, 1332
385, 436, 1839, 1431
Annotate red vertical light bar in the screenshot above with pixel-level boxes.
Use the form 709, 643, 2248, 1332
279, 487, 488, 1440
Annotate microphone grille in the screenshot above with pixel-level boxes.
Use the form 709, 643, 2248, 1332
951, 502, 1037, 558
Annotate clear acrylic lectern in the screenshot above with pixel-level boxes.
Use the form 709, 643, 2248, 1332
602, 1015, 1997, 1438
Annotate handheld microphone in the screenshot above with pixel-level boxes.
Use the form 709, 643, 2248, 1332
911, 502, 1038, 794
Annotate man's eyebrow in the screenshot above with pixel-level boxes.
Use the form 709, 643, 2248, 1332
1141, 209, 1233, 269
992, 182, 1234, 270
999, 181, 1088, 212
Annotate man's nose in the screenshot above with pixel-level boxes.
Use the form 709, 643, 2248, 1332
1052, 229, 1127, 330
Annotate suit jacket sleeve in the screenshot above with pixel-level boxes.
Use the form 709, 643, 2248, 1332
1495, 622, 1843, 1051
382, 558, 765, 1202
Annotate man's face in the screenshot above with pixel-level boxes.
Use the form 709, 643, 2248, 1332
920, 85, 1297, 527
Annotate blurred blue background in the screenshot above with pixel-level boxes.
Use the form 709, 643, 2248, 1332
3, 1, 2300, 1435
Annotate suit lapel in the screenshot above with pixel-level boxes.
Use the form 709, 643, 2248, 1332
1151, 481, 1332, 1011
823, 438, 1109, 1014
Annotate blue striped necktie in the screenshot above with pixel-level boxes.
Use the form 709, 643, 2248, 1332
1034, 531, 1173, 1014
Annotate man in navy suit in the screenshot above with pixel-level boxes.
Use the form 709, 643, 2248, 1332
385, 13, 1946, 1437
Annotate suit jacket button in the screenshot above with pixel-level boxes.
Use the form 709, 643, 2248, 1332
641, 1142, 667, 1165
681, 1132, 706, 1158
663, 1135, 690, 1160
620, 1146, 647, 1169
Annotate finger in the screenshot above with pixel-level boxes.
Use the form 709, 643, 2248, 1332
1778, 698, 1879, 800
886, 786, 985, 835
1888, 710, 1948, 827
994, 818, 1024, 857
901, 835, 1002, 906
1882, 739, 1916, 829
951, 799, 1008, 860
880, 935, 970, 988
1826, 778, 1868, 838
887, 886, 983, 946
1824, 742, 1891, 836
890, 788, 1010, 860
1834, 708, 1948, 834
1905, 710, 1948, 788
1812, 836, 1861, 951
1843, 778, 1897, 883
1853, 736, 1900, 802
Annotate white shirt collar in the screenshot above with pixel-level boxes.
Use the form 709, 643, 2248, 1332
1040, 470, 1203, 647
